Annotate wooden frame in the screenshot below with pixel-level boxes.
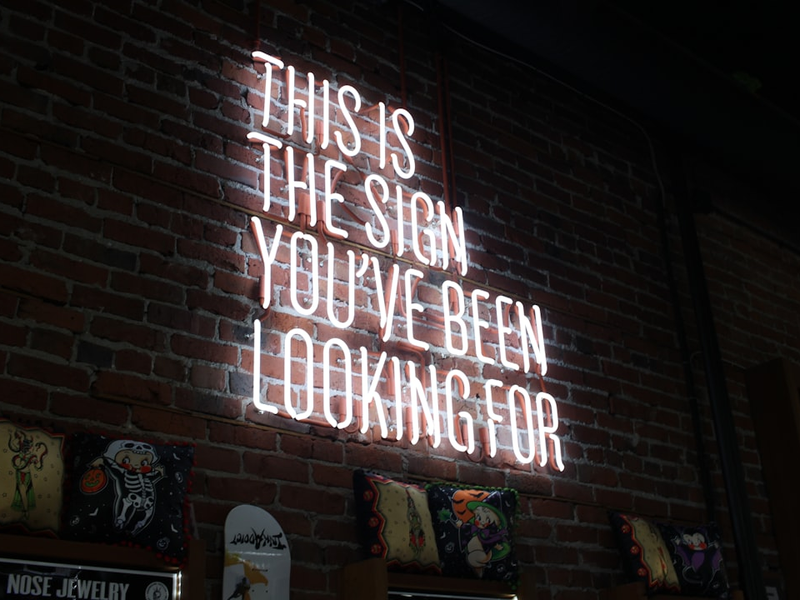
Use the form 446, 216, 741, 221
0, 534, 206, 599
746, 358, 800, 600
340, 558, 536, 600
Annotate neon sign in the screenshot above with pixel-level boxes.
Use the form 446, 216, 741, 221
246, 50, 565, 471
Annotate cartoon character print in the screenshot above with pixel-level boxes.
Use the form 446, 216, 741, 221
445, 490, 511, 578
8, 428, 48, 518
83, 439, 165, 536
669, 529, 723, 589
406, 490, 426, 559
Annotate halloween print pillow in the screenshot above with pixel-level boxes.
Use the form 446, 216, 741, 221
608, 512, 680, 594
0, 419, 65, 535
63, 433, 194, 564
352, 470, 441, 574
426, 484, 518, 585
658, 522, 730, 598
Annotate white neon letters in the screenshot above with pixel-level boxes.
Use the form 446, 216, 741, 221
250, 218, 561, 469
247, 50, 565, 470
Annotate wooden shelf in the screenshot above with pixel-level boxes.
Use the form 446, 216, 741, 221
600, 581, 743, 600
340, 558, 536, 600
0, 534, 205, 599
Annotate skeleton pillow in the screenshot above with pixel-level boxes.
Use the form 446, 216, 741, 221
63, 433, 194, 565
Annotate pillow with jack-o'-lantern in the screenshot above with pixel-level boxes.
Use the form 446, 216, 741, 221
63, 433, 194, 565
608, 512, 680, 594
426, 484, 519, 586
0, 418, 65, 536
352, 470, 441, 574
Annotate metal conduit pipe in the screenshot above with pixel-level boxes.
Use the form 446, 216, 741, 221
674, 167, 766, 600
655, 173, 717, 525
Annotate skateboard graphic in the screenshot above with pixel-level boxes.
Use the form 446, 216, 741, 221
222, 505, 290, 600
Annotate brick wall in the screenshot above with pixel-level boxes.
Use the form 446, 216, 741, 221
1, 1, 797, 598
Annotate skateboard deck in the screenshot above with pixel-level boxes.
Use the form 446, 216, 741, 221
222, 505, 290, 600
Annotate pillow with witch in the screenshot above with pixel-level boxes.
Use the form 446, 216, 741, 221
63, 433, 194, 565
0, 419, 65, 536
352, 470, 441, 574
426, 484, 519, 585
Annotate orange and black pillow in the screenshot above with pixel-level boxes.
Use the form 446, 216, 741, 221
63, 432, 194, 565
426, 484, 519, 586
352, 470, 441, 574
608, 511, 681, 594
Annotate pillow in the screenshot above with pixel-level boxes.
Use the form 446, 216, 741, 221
0, 419, 65, 536
608, 512, 680, 594
352, 470, 440, 574
658, 522, 730, 597
63, 433, 194, 565
426, 484, 519, 585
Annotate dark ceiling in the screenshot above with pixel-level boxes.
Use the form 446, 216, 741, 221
432, 0, 800, 201
613, 0, 799, 115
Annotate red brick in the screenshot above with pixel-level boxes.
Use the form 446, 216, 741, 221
311, 463, 351, 489
17, 165, 56, 192
131, 405, 207, 438
190, 365, 225, 392
0, 321, 26, 348
243, 452, 309, 483
0, 377, 48, 411
53, 53, 124, 95
17, 298, 85, 332
115, 349, 152, 374
555, 523, 600, 545
171, 335, 238, 365
214, 270, 255, 298
95, 6, 156, 43
103, 218, 175, 254
124, 127, 192, 165
90, 315, 164, 349
31, 248, 108, 285
50, 392, 129, 425
30, 327, 74, 360
8, 354, 90, 391
279, 484, 347, 515
344, 442, 403, 473
207, 474, 277, 503
92, 371, 172, 405
16, 65, 91, 106
75, 279, 147, 317
208, 422, 277, 451
154, 356, 186, 381
185, 289, 251, 321
148, 304, 216, 337
0, 128, 40, 159
151, 161, 221, 198
178, 238, 243, 272
194, 443, 241, 474
58, 178, 97, 204
94, 92, 160, 128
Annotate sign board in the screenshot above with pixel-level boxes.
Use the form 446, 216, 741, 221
0, 557, 178, 600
